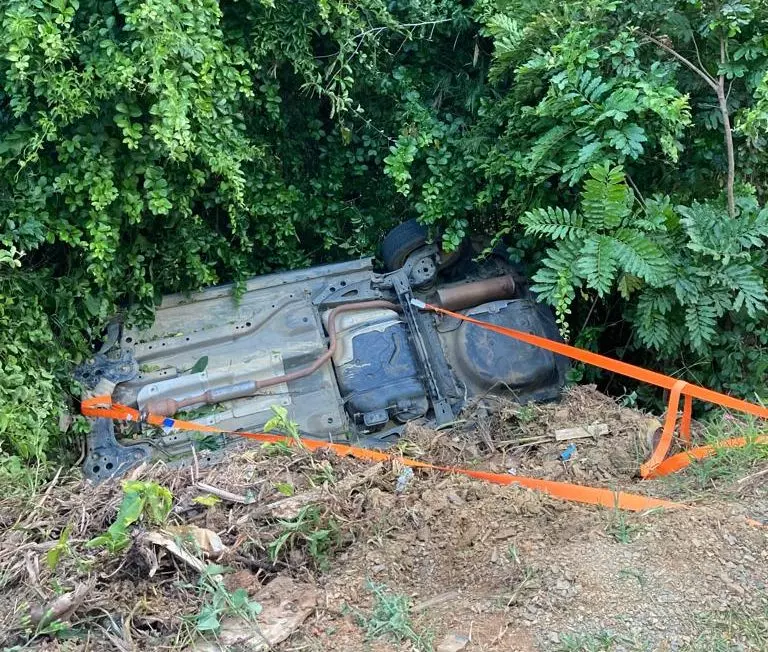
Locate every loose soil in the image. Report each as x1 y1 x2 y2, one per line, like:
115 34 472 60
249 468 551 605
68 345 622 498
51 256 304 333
1 386 766 651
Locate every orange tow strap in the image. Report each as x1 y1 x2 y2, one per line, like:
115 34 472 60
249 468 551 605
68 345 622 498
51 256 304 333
418 302 767 478
645 435 768 478
81 396 683 513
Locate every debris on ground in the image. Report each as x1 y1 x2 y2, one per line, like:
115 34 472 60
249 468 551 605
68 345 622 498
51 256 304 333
1 386 766 651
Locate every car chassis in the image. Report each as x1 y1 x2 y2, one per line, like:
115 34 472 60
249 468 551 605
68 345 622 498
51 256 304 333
76 228 566 482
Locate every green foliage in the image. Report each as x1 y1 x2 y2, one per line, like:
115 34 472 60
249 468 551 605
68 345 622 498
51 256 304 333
521 163 670 339
188 564 262 634
46 525 72 571
192 493 222 507
86 480 173 552
2 0 768 472
357 581 433 651
685 415 768 489
262 404 305 454
0 0 472 468
0 272 74 469
268 504 341 570
522 164 768 390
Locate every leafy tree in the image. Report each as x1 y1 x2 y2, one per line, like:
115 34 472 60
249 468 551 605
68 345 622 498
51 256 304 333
0 0 472 466
1 0 767 470
521 163 768 362
478 0 768 400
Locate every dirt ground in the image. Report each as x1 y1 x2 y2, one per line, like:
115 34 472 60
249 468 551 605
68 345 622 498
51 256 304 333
2 386 767 651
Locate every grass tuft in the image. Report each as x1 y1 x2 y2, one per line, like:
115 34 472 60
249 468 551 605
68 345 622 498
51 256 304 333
356 581 433 651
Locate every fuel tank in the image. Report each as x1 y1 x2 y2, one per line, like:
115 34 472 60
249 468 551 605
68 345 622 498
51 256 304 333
437 298 566 403
326 308 429 428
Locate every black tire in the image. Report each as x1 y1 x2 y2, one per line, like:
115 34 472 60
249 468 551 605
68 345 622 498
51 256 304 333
381 219 429 271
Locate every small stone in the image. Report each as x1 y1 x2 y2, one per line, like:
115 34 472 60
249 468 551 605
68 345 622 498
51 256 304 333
436 633 470 652
417 526 430 542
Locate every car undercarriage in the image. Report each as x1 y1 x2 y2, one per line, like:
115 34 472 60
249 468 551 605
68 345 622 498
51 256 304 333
76 222 567 481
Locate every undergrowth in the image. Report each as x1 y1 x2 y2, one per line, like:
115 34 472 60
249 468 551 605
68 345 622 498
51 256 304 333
268 504 341 571
86 480 173 553
685 597 768 651
183 564 262 635
354 581 434 651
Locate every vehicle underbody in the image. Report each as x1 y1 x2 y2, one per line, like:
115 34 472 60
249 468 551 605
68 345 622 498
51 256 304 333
76 224 567 481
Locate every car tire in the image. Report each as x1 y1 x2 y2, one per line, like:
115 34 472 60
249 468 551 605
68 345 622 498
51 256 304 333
381 219 430 271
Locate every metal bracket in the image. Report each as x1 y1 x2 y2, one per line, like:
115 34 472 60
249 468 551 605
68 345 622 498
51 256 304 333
83 418 152 482
391 271 457 426
74 352 138 389
312 278 383 307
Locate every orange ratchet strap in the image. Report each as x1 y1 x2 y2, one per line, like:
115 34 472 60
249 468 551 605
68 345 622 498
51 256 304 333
416 301 767 478
81 396 683 513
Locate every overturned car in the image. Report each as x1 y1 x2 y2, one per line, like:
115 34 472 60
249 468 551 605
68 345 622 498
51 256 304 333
76 221 567 481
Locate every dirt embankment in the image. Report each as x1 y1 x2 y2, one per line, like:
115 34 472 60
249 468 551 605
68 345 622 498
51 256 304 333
2 386 766 651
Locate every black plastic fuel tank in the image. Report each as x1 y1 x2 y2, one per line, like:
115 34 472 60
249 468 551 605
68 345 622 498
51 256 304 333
328 308 428 428
437 298 566 403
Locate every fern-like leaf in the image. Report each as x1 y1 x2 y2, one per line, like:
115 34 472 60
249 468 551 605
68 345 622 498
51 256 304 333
685 301 718 352
577 236 618 296
519 207 588 241
679 201 768 263
581 163 633 229
719 263 768 317
521 125 573 176
611 229 669 284
634 291 673 350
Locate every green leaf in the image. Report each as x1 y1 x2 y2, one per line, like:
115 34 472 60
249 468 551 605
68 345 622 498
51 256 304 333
193 494 222 507
617 273 643 299
605 124 647 158
190 356 209 374
685 302 718 351
46 525 72 571
611 230 669 284
519 207 587 240
581 163 633 229
275 482 295 496
577 236 618 296
196 608 221 632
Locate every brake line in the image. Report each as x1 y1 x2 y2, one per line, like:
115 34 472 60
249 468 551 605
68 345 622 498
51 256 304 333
143 300 401 416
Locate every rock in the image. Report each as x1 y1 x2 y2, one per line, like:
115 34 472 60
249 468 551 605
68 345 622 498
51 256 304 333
436 633 470 652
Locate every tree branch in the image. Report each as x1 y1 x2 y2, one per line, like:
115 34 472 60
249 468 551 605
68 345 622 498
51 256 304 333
717 37 736 218
644 34 719 91
691 34 708 77
644 33 736 217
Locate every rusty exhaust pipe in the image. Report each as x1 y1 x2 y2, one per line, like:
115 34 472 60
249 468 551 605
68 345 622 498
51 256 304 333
435 275 516 312
143 300 402 417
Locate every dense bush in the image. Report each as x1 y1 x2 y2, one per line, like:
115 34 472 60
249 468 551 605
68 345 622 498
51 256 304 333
1 0 766 469
389 0 768 400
